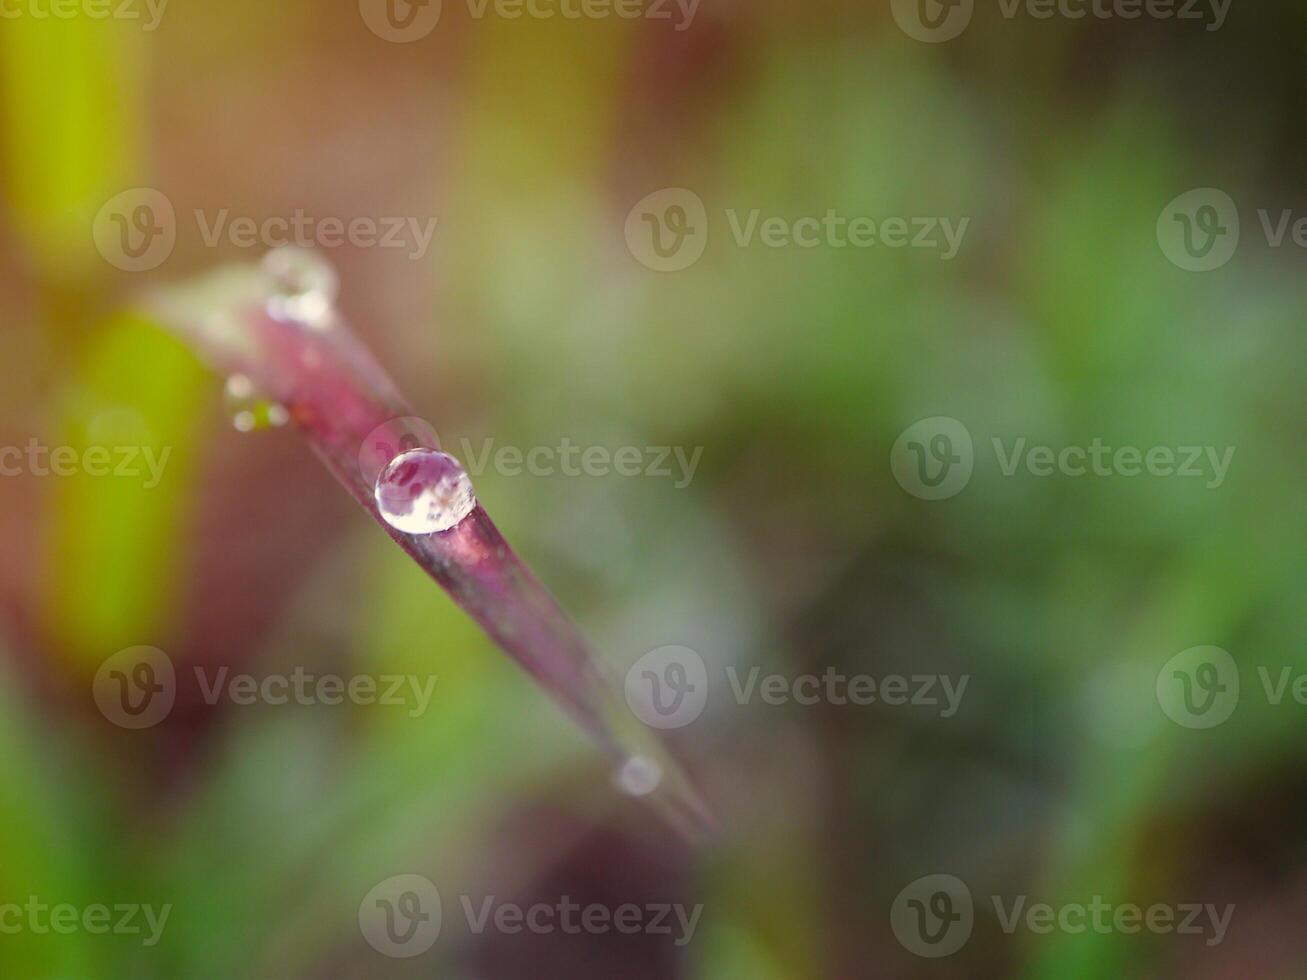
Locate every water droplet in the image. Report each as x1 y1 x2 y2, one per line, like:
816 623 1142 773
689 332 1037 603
357 417 441 488
262 246 337 328
224 374 289 433
614 756 662 797
374 449 477 534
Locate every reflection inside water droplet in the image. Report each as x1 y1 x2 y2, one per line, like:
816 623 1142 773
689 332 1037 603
374 449 477 534
224 374 289 433
261 246 338 328
614 756 663 797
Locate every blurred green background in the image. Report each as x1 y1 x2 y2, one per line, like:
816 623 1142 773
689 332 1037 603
4 1 1307 977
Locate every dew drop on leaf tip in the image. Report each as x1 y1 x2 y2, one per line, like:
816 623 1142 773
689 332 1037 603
261 245 338 329
224 374 289 433
614 755 663 798
375 449 478 534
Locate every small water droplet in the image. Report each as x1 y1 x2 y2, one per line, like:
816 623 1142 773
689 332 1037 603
374 449 477 534
614 756 662 798
224 374 289 433
262 246 337 328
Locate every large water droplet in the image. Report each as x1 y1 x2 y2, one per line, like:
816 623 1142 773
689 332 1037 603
224 374 289 433
374 449 477 534
262 246 337 328
614 755 663 797
357 416 441 488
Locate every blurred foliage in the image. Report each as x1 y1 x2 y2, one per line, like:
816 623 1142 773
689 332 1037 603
3 3 1307 979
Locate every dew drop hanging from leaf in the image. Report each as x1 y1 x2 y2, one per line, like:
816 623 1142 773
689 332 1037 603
146 246 715 842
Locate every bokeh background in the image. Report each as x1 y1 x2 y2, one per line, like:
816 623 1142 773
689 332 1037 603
4 1 1307 977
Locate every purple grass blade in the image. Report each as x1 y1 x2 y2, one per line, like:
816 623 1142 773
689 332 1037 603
145 247 713 842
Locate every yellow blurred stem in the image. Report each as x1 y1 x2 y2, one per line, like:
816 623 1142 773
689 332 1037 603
43 315 210 668
0 15 145 280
